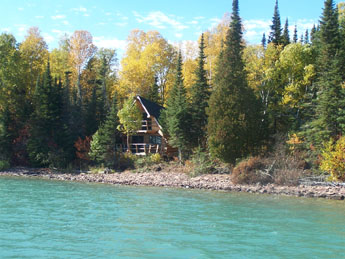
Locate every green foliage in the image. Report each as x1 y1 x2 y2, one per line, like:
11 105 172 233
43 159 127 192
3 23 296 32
27 61 71 167
134 153 162 168
89 96 120 168
282 18 290 46
207 0 263 164
268 0 282 45
0 160 10 171
0 106 12 160
189 33 210 148
117 96 142 152
320 136 345 182
293 25 298 43
148 76 160 104
305 0 345 146
163 51 191 161
189 147 215 177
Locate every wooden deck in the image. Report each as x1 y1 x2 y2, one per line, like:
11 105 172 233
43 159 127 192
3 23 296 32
116 143 162 155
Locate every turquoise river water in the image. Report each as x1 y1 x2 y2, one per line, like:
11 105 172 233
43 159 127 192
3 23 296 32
0 177 345 258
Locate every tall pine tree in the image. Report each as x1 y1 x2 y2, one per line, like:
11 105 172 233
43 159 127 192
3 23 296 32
190 33 210 148
89 94 120 168
268 0 282 45
27 61 70 167
148 76 160 104
307 0 345 145
207 0 262 164
282 18 290 46
293 25 298 43
261 33 267 48
163 51 191 161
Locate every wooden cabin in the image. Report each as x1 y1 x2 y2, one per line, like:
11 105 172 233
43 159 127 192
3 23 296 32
116 96 177 157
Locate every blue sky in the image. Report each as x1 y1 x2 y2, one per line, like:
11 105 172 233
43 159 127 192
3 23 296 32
1 0 342 57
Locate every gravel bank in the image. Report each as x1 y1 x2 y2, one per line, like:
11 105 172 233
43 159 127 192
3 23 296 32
1 167 345 200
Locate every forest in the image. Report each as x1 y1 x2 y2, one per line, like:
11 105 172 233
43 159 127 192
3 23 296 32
0 0 345 183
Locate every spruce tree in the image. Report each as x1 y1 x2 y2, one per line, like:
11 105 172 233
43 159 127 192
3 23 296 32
293 25 298 43
89 94 120 168
304 29 309 44
84 86 99 136
310 24 317 43
307 0 345 145
27 61 54 166
27 61 71 167
163 51 191 161
0 105 12 161
282 18 290 46
148 76 160 104
261 33 267 48
207 0 262 164
190 33 210 148
268 0 282 44
299 33 304 43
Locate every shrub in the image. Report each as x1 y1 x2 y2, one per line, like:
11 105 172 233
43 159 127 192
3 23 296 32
231 146 307 186
118 153 136 170
150 153 161 164
134 153 162 168
0 160 10 171
320 136 345 182
189 148 216 177
231 156 271 185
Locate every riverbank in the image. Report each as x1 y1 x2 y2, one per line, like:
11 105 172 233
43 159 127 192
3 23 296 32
1 167 345 200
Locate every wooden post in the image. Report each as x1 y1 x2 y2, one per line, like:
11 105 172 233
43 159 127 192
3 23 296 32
156 144 159 153
149 145 152 154
136 145 138 154
144 144 147 154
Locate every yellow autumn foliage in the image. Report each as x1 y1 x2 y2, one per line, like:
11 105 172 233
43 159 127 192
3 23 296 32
320 136 345 182
286 133 303 152
119 30 176 104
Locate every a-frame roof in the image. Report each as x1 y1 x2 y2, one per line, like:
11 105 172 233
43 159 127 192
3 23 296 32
136 96 164 120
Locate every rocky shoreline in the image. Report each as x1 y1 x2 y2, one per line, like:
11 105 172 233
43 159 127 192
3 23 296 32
1 167 345 200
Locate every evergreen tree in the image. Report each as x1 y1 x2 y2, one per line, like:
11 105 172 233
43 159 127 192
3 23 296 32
299 34 304 43
27 61 70 167
310 24 317 43
304 29 309 44
261 33 267 48
0 105 12 161
163 51 191 161
61 71 76 163
307 0 345 145
190 33 210 148
148 76 160 104
207 0 262 164
99 54 109 111
89 94 120 168
293 25 298 43
268 0 282 44
282 18 290 46
84 86 99 136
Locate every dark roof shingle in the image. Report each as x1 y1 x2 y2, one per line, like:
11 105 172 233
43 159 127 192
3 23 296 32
137 96 164 120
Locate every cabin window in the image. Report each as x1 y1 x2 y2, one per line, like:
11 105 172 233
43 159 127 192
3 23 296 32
149 136 162 145
141 114 152 131
132 136 144 143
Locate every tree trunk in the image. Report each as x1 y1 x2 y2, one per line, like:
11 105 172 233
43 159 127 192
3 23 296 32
77 73 82 105
127 135 131 153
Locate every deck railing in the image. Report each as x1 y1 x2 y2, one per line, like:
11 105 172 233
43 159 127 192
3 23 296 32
116 143 161 155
